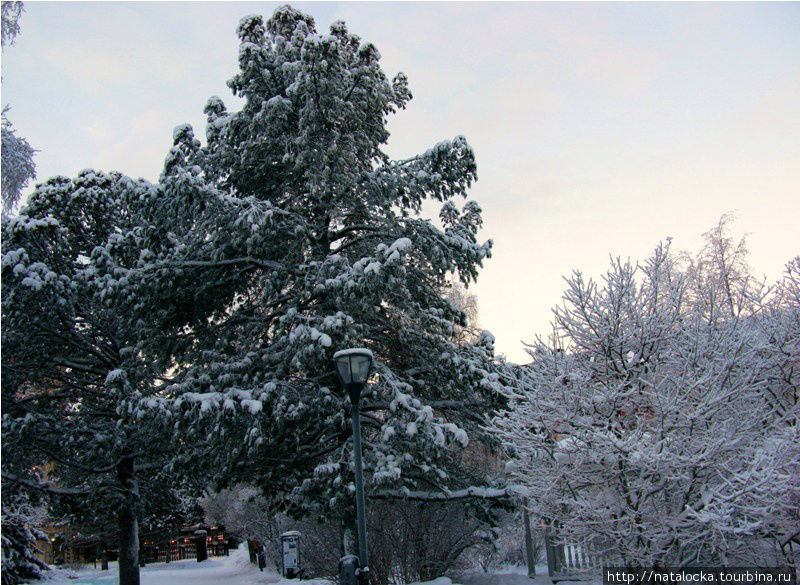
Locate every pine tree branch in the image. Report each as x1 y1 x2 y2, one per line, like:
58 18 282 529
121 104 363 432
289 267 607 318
2 472 101 497
329 224 382 241
369 486 515 502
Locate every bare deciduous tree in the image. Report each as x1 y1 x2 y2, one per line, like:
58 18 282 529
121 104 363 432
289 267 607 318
493 221 799 567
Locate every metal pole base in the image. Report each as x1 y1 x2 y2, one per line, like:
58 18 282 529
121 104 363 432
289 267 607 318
358 565 370 585
339 555 359 585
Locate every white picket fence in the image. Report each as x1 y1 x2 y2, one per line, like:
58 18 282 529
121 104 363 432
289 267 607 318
544 525 602 582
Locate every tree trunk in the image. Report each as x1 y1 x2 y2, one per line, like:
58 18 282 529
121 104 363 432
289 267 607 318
523 504 536 577
117 457 140 585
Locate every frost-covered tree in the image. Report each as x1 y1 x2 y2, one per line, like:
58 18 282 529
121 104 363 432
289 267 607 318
199 484 273 544
493 229 800 567
1 170 175 585
1 108 36 217
683 213 754 322
446 281 481 344
1 1 23 48
102 5 504 526
2 2 37 217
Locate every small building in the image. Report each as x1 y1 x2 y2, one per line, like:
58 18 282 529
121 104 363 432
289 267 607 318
141 525 231 563
36 523 231 566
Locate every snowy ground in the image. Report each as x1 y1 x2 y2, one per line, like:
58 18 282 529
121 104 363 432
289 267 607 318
38 545 589 585
39 543 327 585
453 565 598 585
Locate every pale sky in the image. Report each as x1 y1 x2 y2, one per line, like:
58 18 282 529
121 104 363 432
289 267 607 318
2 2 799 362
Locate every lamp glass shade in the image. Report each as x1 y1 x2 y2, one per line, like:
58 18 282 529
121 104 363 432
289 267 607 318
350 354 372 385
335 358 352 386
333 349 373 387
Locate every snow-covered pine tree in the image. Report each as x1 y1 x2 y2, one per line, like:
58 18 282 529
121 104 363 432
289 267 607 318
0 495 48 585
493 230 800 567
1 170 177 585
105 5 505 522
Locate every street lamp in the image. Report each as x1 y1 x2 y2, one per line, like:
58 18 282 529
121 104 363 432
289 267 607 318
333 348 373 585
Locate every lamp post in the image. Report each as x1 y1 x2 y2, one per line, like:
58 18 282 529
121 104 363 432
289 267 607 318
333 348 373 585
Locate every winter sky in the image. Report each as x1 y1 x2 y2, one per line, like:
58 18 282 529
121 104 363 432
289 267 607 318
2 2 798 363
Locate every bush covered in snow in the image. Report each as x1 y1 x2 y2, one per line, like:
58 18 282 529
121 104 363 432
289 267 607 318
200 484 513 583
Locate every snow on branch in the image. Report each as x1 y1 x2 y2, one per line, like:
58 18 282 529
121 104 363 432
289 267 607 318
369 485 524 502
2 472 101 497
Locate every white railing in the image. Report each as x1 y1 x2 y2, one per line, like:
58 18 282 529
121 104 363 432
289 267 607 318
545 525 602 582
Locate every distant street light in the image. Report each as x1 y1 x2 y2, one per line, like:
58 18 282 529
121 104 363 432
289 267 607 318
333 348 373 585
